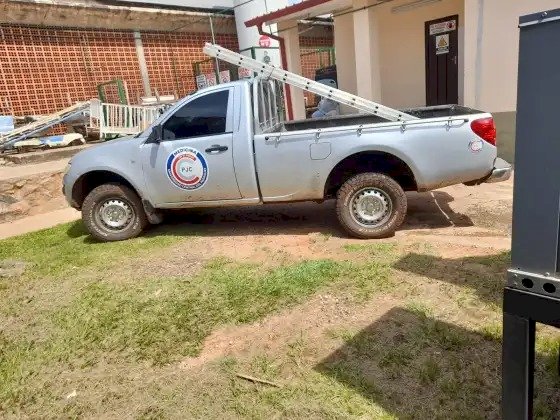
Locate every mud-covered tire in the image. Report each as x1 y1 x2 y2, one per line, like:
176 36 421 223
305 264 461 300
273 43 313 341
336 172 407 239
82 183 148 242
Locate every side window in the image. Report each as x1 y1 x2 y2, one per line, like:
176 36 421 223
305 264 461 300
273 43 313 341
162 90 229 140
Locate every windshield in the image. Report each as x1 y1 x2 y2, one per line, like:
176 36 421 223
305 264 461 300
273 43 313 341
134 98 190 138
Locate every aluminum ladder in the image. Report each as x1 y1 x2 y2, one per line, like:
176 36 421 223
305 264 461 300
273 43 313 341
0 102 90 150
203 43 418 122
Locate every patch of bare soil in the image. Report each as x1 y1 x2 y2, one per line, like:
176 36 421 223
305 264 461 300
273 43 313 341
126 180 513 278
0 259 28 278
180 293 400 370
0 171 67 223
178 237 503 372
120 233 336 280
174 180 514 369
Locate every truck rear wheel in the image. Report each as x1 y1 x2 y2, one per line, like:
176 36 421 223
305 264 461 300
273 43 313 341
82 183 148 242
336 172 407 239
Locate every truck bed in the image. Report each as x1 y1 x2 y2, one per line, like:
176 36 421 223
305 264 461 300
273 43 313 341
282 105 483 132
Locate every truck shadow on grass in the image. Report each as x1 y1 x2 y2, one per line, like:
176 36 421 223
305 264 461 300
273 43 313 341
316 307 560 420
393 251 511 305
66 220 88 238
152 191 472 238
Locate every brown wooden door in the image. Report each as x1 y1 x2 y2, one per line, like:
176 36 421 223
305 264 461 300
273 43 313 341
425 15 459 106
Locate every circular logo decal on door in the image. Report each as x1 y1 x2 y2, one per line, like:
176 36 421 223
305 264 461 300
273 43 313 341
166 147 208 190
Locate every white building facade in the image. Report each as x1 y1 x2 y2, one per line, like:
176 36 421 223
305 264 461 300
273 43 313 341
247 0 560 162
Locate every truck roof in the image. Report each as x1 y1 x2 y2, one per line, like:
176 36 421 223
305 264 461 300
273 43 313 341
197 79 251 94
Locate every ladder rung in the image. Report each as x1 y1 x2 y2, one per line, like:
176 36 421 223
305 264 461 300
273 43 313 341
204 43 418 122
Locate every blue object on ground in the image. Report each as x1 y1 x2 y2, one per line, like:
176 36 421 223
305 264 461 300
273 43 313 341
0 116 14 134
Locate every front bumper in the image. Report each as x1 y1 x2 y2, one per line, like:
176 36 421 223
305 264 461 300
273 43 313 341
484 157 512 183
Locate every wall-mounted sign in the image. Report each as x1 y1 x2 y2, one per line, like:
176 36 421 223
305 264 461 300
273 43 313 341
254 49 280 67
238 67 252 79
259 35 271 48
436 34 449 55
196 73 218 90
429 19 456 35
219 70 231 83
195 74 207 90
205 73 217 87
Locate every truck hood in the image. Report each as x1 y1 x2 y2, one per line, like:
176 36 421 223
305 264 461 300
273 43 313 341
90 135 141 150
70 135 145 167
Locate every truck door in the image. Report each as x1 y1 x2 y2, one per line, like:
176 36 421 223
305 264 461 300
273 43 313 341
140 88 242 205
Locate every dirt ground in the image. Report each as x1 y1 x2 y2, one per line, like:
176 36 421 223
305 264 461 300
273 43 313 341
0 159 70 225
7 175 558 419
164 176 513 261
165 179 514 367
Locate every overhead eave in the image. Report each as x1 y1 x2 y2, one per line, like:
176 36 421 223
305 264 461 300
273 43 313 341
245 0 337 27
0 0 236 33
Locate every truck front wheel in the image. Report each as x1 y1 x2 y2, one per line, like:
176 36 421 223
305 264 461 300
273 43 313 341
82 183 148 242
336 172 407 239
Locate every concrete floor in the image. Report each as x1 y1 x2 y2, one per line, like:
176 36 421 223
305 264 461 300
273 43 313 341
0 158 69 181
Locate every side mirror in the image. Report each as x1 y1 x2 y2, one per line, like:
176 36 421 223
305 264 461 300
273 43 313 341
147 124 163 143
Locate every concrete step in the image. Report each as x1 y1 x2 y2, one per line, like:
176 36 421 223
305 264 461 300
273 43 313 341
0 158 69 182
0 207 80 240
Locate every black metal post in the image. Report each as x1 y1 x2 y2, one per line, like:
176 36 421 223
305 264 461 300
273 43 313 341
503 9 560 419
502 311 535 420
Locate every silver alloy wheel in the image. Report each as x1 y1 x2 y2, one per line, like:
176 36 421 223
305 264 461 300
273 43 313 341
349 187 392 227
97 199 134 231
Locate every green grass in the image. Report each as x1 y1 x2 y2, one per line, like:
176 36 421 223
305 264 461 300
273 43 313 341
418 357 441 384
0 228 397 415
50 258 346 365
479 322 503 341
219 368 398 419
0 221 184 278
1 224 557 419
343 242 396 254
405 301 433 318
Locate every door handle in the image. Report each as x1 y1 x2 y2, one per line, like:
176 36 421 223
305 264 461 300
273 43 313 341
205 144 228 153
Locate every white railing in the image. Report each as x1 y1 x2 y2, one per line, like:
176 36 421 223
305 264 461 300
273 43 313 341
90 100 165 139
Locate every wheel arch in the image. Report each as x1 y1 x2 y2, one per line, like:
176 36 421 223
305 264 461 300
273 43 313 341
324 150 419 199
71 170 142 209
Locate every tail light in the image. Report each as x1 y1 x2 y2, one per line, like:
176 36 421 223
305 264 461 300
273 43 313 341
470 117 497 146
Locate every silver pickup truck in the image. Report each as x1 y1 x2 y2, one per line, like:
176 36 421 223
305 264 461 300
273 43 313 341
63 77 511 241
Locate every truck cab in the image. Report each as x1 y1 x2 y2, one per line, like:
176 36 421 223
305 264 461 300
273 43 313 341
64 81 261 241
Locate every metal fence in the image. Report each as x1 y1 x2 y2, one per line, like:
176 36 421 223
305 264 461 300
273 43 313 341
90 100 164 139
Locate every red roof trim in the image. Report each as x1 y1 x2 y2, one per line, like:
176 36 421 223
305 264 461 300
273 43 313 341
245 0 331 27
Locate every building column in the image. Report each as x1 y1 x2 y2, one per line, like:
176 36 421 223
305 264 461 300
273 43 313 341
278 20 306 120
133 31 151 97
463 0 482 109
334 12 357 97
352 0 382 102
